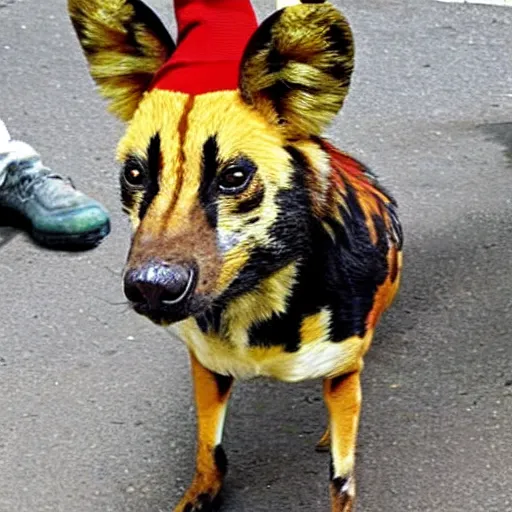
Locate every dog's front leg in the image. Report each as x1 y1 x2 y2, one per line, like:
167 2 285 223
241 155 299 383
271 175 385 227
174 351 234 512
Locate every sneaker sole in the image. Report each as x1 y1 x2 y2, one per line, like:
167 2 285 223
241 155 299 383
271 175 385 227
31 221 111 250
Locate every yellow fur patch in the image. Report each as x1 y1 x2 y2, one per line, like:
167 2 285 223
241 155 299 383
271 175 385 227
300 309 332 345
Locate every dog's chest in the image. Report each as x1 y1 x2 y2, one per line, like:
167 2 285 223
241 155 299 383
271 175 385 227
172 316 370 382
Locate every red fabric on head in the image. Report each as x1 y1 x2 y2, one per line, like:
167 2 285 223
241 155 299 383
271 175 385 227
150 0 258 94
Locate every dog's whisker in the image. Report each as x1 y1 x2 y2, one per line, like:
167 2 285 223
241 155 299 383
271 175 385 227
103 266 123 277
94 296 130 307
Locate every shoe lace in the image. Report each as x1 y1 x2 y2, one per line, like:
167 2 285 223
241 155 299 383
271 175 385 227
16 167 75 202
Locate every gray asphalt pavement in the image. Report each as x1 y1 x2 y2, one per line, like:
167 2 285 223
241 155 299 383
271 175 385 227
1 0 511 511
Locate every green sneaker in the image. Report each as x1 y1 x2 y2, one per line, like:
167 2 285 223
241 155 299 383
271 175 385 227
0 120 110 250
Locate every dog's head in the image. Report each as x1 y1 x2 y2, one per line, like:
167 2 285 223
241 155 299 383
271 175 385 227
69 0 354 325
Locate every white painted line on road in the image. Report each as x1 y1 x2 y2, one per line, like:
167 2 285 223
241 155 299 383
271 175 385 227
435 0 512 5
276 0 301 8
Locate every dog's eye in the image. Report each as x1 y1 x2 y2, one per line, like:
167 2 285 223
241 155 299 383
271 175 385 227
123 166 144 188
218 164 254 194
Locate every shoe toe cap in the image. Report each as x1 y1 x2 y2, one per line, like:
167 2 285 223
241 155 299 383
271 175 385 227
33 203 111 235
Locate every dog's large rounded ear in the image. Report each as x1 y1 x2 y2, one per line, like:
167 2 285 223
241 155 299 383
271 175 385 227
68 0 175 122
239 1 354 139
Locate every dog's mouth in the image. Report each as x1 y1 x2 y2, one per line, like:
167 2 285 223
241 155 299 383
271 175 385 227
131 301 188 326
130 294 214 327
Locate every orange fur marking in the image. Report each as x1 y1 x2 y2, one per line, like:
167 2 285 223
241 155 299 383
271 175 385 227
366 250 403 330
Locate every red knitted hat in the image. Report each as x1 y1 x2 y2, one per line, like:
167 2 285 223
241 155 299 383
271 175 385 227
150 0 259 95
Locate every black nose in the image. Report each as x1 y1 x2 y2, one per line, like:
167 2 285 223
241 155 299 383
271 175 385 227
124 261 195 308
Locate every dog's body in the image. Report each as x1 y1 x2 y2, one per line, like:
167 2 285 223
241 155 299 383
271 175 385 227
68 1 403 510
175 139 402 384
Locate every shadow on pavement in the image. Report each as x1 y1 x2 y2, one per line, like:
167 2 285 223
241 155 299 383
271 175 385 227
0 226 19 250
480 122 512 165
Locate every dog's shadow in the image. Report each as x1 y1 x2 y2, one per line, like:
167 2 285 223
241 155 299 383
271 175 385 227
0 226 18 249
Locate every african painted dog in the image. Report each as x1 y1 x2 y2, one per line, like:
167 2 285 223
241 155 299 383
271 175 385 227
68 0 403 510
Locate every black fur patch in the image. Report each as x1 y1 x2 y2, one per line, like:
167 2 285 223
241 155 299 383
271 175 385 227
196 315 208 334
213 373 233 400
326 20 354 80
248 306 302 352
326 23 353 81
195 306 223 335
214 445 228 476
332 476 349 493
267 47 286 74
325 183 389 340
139 133 161 219
200 136 220 227
235 186 265 214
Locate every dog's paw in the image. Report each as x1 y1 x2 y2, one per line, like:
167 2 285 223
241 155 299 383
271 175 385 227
330 475 355 512
174 491 222 512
